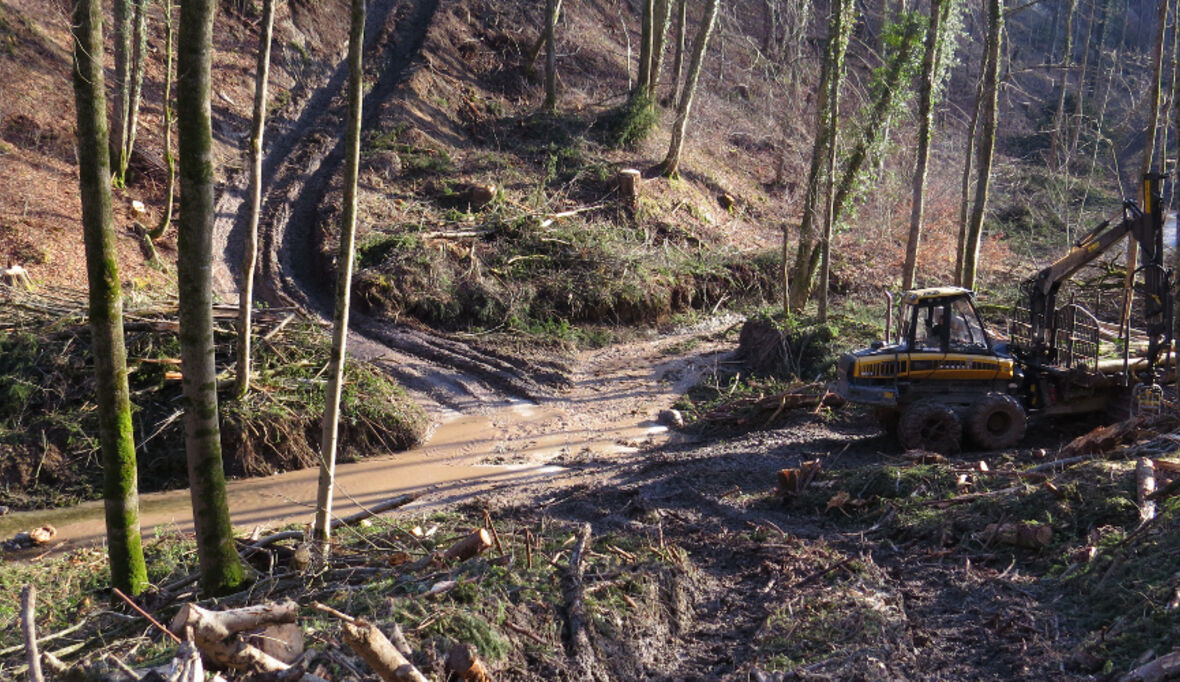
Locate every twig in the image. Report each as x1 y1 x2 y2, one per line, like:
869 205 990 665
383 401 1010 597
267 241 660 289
112 588 182 644
312 601 357 623
790 557 855 589
503 620 548 645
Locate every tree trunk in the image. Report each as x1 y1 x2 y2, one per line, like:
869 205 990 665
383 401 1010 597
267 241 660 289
794 6 915 312
902 0 946 291
71 0 149 597
652 0 720 178
955 69 983 286
637 0 654 94
786 0 851 313
524 0 561 76
961 0 1003 291
543 0 558 111
648 0 671 97
313 0 366 548
1120 0 1167 335
149 0 175 240
112 0 131 183
816 30 842 322
119 0 148 183
236 0 275 398
1050 0 1076 169
668 0 687 106
177 0 248 597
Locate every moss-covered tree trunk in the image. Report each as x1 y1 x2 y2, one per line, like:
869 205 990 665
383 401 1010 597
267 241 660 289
237 0 275 398
652 0 720 179
314 0 366 549
177 0 247 597
902 0 947 291
71 0 149 597
543 0 558 112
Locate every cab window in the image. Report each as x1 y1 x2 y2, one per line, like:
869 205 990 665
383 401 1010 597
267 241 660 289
915 303 946 351
948 297 988 352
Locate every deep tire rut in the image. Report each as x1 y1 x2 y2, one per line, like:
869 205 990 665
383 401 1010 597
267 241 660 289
212 0 561 413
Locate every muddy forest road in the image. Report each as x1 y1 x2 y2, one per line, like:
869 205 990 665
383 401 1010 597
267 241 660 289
0 0 747 552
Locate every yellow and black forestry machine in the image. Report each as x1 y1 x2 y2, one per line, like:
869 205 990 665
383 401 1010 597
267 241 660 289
836 174 1174 453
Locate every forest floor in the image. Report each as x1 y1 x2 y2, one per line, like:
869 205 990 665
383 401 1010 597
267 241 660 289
1 0 1177 679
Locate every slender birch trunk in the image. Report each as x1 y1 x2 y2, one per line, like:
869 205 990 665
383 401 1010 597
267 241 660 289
314 0 366 549
237 0 275 398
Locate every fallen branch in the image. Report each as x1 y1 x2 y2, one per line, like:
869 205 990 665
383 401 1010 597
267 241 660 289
170 600 299 672
1137 458 1157 523
1120 648 1180 682
21 586 44 682
561 523 603 682
340 619 429 682
250 494 417 550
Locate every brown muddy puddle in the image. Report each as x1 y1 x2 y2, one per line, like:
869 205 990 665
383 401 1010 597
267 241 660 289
0 401 669 555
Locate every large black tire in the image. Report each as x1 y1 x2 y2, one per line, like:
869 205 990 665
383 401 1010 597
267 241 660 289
873 407 900 436
967 393 1027 450
898 400 962 454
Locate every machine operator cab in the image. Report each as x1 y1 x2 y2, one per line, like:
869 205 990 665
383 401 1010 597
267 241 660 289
901 287 993 355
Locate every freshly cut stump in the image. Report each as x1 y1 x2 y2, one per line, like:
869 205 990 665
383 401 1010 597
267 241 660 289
898 400 961 454
967 393 1026 450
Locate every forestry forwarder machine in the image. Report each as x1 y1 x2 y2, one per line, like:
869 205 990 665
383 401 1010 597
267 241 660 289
836 174 1175 453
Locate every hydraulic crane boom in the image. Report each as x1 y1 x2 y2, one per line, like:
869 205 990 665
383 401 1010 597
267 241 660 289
1021 173 1172 372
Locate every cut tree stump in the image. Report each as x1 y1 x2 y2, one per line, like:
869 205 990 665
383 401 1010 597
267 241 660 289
985 522 1051 549
447 642 494 682
443 528 493 563
617 169 641 217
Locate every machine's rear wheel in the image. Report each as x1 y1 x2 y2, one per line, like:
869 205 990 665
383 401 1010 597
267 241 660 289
873 407 900 436
898 400 962 454
967 393 1027 450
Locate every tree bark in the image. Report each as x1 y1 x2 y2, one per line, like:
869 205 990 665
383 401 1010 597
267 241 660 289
524 0 561 75
793 7 916 311
71 0 149 596
149 0 175 240
961 0 1003 291
668 0 687 106
955 67 983 286
313 0 366 548
119 0 148 182
112 0 132 182
1050 0 1076 169
653 0 720 178
786 0 855 313
237 0 275 398
20 586 43 682
177 0 248 596
648 0 671 97
902 0 947 291
637 0 654 95
543 0 558 111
